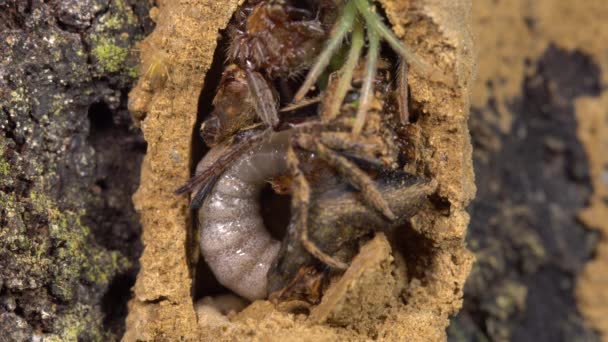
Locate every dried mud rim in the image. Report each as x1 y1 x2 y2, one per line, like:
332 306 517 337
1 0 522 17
124 0 476 340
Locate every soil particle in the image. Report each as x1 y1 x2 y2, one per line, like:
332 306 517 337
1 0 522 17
309 234 396 332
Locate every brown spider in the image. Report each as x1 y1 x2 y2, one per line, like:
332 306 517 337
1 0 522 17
267 57 437 300
281 58 403 270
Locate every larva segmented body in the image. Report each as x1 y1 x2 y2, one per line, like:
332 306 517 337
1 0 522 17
196 131 290 301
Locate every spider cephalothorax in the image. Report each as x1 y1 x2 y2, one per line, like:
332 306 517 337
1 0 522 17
220 0 335 129
228 0 330 79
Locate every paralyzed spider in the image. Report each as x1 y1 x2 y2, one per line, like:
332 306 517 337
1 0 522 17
267 57 439 301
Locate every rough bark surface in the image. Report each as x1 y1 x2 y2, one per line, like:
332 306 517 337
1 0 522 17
0 0 151 340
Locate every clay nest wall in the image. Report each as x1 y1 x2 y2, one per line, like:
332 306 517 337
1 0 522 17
125 0 475 340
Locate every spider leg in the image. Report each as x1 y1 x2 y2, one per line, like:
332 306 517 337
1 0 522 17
189 174 220 209
287 138 349 270
293 0 357 102
295 0 448 125
352 24 379 135
353 0 450 85
295 134 396 220
245 68 280 128
321 18 364 122
320 131 382 157
397 58 410 124
175 129 270 207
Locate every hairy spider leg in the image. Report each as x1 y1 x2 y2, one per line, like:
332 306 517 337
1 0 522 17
286 143 349 269
245 67 280 128
175 129 272 207
352 24 379 135
352 0 435 77
293 0 357 102
321 18 364 122
397 58 410 124
294 133 396 219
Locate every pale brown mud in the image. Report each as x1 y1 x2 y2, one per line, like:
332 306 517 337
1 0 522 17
124 0 475 340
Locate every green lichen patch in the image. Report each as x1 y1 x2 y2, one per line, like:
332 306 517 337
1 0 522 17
1 185 129 334
88 0 143 81
0 142 9 177
46 205 127 301
92 36 130 74
45 303 112 342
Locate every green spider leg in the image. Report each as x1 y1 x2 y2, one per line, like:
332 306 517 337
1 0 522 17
352 23 379 135
353 0 435 76
321 18 364 122
293 0 357 103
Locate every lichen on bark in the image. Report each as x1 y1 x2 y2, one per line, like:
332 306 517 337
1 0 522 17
0 0 152 339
